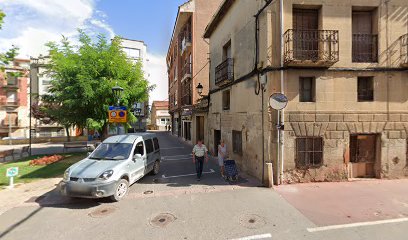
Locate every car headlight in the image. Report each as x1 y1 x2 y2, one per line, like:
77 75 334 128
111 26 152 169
63 168 70 181
99 170 114 180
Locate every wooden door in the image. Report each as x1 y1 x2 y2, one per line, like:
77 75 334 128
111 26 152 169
293 9 319 60
350 134 376 177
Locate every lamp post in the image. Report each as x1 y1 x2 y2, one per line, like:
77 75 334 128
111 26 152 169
196 83 203 97
111 84 124 135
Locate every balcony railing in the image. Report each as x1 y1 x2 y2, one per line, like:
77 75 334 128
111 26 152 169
181 33 192 54
215 58 234 86
352 34 378 63
182 62 192 81
401 34 408 67
1 119 20 128
284 29 339 67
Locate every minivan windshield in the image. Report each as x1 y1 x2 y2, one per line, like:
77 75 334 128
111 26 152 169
89 143 133 160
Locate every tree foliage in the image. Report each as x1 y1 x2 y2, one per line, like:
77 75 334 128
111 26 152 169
0 10 18 72
43 31 149 137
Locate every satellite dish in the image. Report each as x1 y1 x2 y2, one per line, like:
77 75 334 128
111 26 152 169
269 93 288 110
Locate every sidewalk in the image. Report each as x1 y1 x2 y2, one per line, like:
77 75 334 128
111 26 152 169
0 178 61 215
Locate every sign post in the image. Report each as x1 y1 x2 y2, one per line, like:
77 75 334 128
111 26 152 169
6 167 18 188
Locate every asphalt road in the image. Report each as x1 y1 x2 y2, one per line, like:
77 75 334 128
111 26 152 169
0 132 407 240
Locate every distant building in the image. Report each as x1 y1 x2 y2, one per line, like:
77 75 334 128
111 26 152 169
120 38 149 132
0 59 30 139
151 101 170 131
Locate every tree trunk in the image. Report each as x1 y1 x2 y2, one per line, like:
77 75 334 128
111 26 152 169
101 122 108 140
65 126 71 142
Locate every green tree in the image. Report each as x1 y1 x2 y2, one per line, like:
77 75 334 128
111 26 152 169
43 31 149 139
0 10 19 72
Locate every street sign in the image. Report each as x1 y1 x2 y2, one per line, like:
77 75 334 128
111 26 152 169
6 167 18 177
108 106 127 123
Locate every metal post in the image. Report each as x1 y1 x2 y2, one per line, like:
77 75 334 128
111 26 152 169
9 176 14 188
8 110 12 145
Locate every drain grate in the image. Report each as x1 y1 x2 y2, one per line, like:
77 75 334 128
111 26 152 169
144 190 154 195
88 206 117 218
150 213 176 228
239 214 266 229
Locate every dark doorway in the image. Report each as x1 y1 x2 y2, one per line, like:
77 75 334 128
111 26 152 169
214 130 221 157
196 116 204 142
350 134 378 178
293 8 319 60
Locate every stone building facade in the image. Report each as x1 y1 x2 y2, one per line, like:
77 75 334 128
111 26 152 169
204 0 408 183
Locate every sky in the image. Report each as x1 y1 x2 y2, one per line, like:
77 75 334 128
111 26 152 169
0 0 187 103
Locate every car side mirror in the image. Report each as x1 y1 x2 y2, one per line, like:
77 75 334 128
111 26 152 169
133 154 142 161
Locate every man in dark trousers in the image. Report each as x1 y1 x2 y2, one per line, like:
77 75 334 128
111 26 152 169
192 139 208 181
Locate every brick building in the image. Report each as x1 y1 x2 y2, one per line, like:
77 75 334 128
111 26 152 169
151 101 170 131
167 0 222 145
0 59 30 139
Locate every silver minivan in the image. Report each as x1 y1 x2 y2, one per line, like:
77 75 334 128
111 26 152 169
59 133 161 201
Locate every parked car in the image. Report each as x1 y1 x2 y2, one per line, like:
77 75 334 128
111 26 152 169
59 133 161 201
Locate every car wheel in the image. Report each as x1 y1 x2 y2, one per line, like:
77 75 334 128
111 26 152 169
152 160 160 175
110 179 129 202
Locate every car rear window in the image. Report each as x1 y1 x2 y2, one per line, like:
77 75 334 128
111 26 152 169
145 139 154 154
153 137 159 150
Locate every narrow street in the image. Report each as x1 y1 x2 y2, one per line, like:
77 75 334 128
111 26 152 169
0 132 407 240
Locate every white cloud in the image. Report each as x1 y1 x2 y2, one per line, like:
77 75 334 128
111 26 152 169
0 0 114 58
146 53 169 104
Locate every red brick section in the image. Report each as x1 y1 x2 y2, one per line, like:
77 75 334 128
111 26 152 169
18 76 28 107
152 101 169 109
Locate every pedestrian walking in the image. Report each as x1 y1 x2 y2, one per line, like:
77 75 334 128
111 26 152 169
218 139 227 177
192 139 208 181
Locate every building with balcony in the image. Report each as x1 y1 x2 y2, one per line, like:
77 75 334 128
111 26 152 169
151 101 170 131
167 0 222 144
204 0 408 184
0 59 30 139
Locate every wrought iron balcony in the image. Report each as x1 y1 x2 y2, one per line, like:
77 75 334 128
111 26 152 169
284 29 339 67
352 34 378 63
401 34 408 67
182 62 192 82
181 33 192 55
215 58 234 86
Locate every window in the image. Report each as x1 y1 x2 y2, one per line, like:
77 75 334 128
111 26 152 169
123 47 141 59
6 72 17 85
232 130 242 155
358 77 374 102
296 137 323 168
222 90 230 110
6 92 17 103
299 77 315 102
145 139 154 154
4 112 18 126
135 141 144 156
293 9 319 60
352 10 378 62
153 137 160 150
160 118 166 124
223 40 231 60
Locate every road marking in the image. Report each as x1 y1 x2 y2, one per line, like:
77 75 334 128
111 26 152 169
161 169 215 179
160 147 186 150
230 233 272 240
307 217 408 233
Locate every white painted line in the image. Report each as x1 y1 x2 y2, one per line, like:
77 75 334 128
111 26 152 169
162 169 215 179
230 233 272 240
162 158 192 161
162 154 192 158
307 218 408 233
160 147 185 150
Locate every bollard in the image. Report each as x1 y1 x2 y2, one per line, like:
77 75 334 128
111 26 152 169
9 176 14 188
265 163 274 188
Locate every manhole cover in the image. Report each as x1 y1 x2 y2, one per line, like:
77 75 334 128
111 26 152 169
239 214 266 229
144 190 154 195
150 213 176 227
88 206 117 218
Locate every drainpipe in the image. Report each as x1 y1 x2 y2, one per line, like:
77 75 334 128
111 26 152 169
279 0 285 185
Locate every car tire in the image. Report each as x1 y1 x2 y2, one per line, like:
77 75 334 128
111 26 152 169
152 160 160 175
110 179 129 202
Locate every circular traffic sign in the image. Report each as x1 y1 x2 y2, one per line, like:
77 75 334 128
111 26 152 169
119 111 125 117
269 93 288 110
110 111 117 117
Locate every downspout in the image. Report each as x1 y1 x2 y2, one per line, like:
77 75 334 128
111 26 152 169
255 0 274 185
279 0 285 185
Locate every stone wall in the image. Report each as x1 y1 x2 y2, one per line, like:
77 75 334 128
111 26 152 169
283 112 408 183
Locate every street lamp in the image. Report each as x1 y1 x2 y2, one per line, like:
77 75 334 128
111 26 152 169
133 103 142 132
111 84 124 135
111 84 124 106
196 83 203 96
